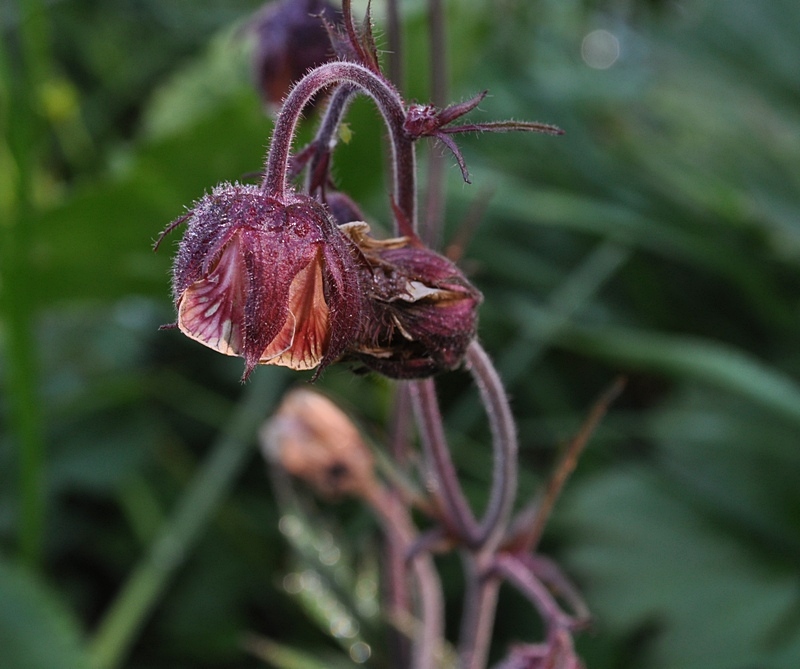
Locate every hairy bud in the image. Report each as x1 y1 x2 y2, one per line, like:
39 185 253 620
261 388 378 499
249 0 341 109
162 183 363 379
341 223 482 378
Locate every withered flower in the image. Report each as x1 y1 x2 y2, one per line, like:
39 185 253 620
261 388 378 499
341 223 482 379
249 0 341 109
162 183 363 379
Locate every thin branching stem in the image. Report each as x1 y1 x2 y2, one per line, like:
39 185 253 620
303 83 356 195
457 552 501 669
384 382 416 669
493 554 577 631
262 61 417 234
385 0 403 88
411 379 480 544
468 341 519 550
368 486 445 669
512 376 626 553
421 0 449 246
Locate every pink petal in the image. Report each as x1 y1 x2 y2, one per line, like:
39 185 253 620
177 234 247 357
259 251 330 370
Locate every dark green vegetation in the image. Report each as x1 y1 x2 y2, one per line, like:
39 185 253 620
2 0 799 667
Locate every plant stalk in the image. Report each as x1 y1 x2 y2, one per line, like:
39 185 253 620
262 61 417 235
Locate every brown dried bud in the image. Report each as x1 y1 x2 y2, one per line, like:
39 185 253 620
162 183 364 380
341 223 483 378
261 388 377 499
249 0 341 109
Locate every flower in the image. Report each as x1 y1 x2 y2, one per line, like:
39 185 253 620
248 0 341 109
261 388 378 499
162 183 363 379
341 223 482 378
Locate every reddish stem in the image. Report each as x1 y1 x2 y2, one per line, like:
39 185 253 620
262 61 417 235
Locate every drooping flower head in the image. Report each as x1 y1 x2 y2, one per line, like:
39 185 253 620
248 0 342 109
341 223 483 379
163 183 363 379
261 388 379 499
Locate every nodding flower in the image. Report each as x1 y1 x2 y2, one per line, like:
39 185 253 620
160 183 363 380
248 0 341 110
261 387 378 500
341 223 482 379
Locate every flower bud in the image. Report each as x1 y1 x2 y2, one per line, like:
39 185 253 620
164 183 363 379
261 388 378 499
325 191 368 227
249 0 341 109
341 223 482 379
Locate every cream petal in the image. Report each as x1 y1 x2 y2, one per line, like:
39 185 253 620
259 253 330 370
177 236 246 357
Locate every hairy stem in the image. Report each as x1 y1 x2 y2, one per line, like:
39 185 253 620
262 61 417 234
493 554 576 631
385 0 403 88
468 341 519 550
304 83 356 196
368 486 445 669
421 0 448 246
457 552 501 669
411 379 480 544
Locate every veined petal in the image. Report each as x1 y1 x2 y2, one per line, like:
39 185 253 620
260 251 330 370
177 234 246 356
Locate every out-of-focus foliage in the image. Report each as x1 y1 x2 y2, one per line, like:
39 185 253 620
1 0 799 668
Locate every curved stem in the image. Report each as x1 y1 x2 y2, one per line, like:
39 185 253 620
367 486 445 669
468 341 518 550
411 379 480 545
493 554 578 631
422 0 448 247
457 551 501 669
304 83 356 196
262 61 417 234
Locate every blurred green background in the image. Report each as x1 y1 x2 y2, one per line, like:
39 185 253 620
2 0 800 667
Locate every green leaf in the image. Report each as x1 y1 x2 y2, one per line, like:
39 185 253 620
0 557 91 669
244 635 354 669
560 467 800 669
513 301 800 426
30 93 269 308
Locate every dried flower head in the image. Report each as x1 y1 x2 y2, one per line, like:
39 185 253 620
341 223 482 378
249 0 341 109
261 388 377 499
161 183 363 380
